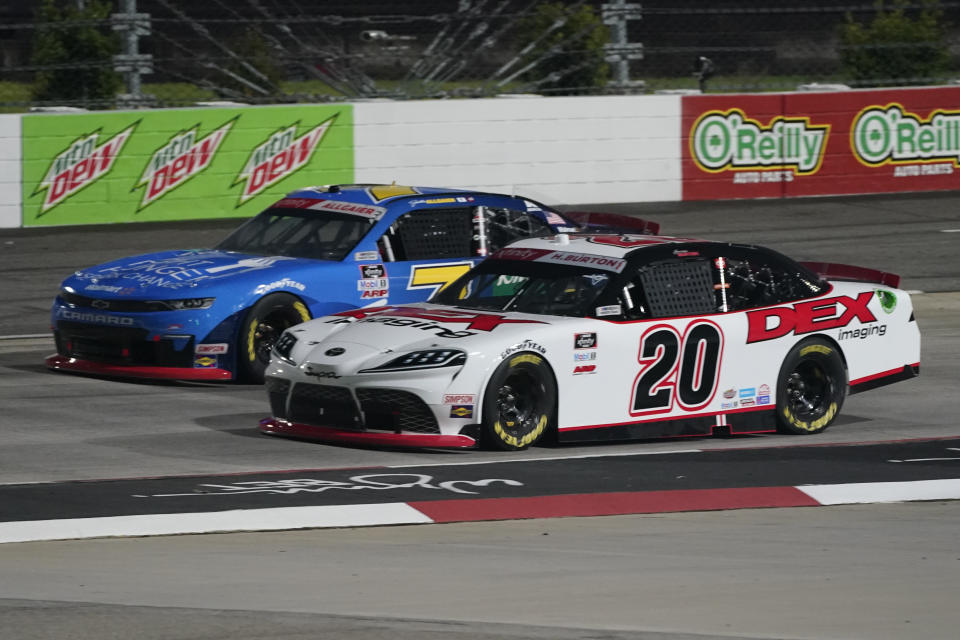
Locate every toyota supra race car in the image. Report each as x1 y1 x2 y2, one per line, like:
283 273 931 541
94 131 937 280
46 184 655 382
260 233 920 450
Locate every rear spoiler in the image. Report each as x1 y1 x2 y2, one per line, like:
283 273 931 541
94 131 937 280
799 261 901 288
562 210 661 235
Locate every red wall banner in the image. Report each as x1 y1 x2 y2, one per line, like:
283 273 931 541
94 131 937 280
682 86 960 200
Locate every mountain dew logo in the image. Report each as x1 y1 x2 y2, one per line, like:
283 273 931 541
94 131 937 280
852 104 960 166
876 289 897 314
135 119 234 210
34 123 137 214
234 116 336 204
691 109 829 174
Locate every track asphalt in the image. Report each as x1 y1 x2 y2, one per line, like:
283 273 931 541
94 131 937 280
3 437 958 543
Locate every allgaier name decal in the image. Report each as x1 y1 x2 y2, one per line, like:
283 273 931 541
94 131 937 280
135 119 235 209
234 116 336 204
34 123 137 214
690 109 830 183
851 103 959 177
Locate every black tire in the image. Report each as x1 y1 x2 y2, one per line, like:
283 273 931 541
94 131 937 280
237 293 311 383
776 337 847 435
481 352 556 450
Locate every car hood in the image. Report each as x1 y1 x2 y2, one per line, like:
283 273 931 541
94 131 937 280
62 249 327 298
287 303 558 366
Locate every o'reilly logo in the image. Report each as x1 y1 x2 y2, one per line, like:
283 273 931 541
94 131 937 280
34 123 137 214
852 104 960 165
691 109 829 174
233 116 336 204
135 119 234 210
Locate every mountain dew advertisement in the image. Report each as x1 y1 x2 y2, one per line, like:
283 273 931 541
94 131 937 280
21 105 353 226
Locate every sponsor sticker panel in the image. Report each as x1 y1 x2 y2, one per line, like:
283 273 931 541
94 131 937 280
22 105 354 226
682 87 960 200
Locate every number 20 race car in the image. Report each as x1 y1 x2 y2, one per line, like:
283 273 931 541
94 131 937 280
46 184 655 382
259 233 920 450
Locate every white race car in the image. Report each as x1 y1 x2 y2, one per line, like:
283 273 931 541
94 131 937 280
259 233 920 450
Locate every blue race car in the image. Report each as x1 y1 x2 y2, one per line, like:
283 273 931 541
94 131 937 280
47 184 658 382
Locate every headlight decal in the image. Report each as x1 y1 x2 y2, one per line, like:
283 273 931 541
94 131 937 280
359 349 467 373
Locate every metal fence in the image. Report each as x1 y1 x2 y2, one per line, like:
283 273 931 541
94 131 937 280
2 1 960 111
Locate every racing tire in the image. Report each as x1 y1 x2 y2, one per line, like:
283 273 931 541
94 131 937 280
775 337 847 435
481 352 556 451
237 293 311 383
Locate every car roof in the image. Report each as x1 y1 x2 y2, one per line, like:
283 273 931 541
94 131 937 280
500 233 710 259
281 184 521 207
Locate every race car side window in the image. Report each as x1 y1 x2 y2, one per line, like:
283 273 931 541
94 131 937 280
638 258 717 318
377 208 474 261
478 206 553 254
716 255 824 311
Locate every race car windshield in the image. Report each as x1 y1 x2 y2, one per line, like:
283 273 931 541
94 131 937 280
433 259 613 317
216 207 374 261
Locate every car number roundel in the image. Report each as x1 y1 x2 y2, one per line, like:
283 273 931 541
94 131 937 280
630 320 724 415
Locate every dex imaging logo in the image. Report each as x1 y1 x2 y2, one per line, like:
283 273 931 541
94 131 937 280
233 117 336 204
690 109 829 175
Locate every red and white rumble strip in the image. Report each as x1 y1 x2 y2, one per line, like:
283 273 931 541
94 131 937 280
1 479 958 544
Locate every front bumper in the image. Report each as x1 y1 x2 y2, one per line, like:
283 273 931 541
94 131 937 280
259 417 477 448
262 375 480 448
46 354 233 381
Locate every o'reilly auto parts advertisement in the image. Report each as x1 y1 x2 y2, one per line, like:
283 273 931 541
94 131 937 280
682 87 960 200
21 104 353 226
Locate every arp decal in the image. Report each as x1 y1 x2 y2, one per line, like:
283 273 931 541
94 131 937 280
690 109 830 175
135 119 234 210
234 116 336 204
746 292 877 343
630 320 724 415
407 262 474 296
34 123 138 214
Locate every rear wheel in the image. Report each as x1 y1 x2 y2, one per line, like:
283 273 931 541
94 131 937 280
482 353 556 450
237 293 310 383
776 337 847 435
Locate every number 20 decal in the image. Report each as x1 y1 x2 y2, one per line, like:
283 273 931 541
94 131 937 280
630 320 724 415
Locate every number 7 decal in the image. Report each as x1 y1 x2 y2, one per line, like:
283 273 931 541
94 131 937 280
630 320 724 416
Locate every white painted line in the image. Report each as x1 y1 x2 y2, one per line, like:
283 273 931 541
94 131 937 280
797 478 960 505
387 448 704 469
0 333 49 341
941 229 960 233
0 503 434 544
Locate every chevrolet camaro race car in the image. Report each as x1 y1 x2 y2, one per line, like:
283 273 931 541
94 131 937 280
46 184 655 382
260 233 920 450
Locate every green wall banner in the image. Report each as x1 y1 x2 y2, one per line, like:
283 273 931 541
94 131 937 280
22 104 353 226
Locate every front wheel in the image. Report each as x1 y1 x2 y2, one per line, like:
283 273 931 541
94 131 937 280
237 293 311 383
481 353 556 450
776 337 847 435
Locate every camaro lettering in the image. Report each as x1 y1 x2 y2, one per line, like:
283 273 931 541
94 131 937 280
56 308 134 325
745 292 877 343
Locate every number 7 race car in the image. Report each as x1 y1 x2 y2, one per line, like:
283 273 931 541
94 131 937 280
45 184 655 383
259 232 920 450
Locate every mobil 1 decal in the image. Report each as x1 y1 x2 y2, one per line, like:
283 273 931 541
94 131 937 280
233 116 337 204
32 122 138 216
135 118 235 210
630 320 723 416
